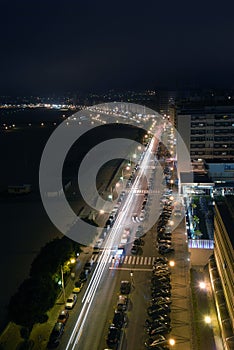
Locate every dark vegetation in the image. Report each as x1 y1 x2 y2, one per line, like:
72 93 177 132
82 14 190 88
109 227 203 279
7 236 81 328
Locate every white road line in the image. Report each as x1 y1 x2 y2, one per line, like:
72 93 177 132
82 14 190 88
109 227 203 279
148 257 152 265
140 257 144 265
144 257 148 265
152 257 155 265
136 256 140 264
128 256 132 264
123 256 128 264
109 267 152 272
132 256 136 264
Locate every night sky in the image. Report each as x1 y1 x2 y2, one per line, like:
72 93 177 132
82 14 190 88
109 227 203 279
1 0 234 95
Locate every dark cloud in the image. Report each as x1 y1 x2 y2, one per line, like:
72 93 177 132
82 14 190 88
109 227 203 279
0 0 234 94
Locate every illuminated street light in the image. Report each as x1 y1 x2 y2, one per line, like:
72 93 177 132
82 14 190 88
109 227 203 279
204 315 211 324
169 338 175 346
169 260 175 267
199 281 206 290
70 257 76 264
170 179 174 190
99 209 105 215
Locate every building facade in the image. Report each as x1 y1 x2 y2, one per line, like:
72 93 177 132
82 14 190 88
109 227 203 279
213 196 234 340
174 103 234 161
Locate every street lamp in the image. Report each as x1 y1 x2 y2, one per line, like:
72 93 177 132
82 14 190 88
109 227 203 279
169 260 175 267
204 315 211 324
168 338 175 346
121 166 131 181
61 265 66 304
199 281 206 290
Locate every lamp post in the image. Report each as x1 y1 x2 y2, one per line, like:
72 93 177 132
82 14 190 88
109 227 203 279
61 265 66 304
130 270 135 288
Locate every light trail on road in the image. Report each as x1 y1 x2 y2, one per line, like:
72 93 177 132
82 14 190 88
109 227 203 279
65 122 160 350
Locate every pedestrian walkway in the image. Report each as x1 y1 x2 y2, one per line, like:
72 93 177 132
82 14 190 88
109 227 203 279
91 253 156 266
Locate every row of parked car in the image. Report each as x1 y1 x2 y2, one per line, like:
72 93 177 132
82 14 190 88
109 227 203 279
106 280 131 349
47 259 94 348
157 193 175 256
144 257 172 349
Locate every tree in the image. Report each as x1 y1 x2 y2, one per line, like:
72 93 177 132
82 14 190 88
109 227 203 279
191 203 197 215
193 215 200 230
194 230 203 239
8 277 57 327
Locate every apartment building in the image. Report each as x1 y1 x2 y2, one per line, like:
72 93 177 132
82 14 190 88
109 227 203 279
174 103 234 161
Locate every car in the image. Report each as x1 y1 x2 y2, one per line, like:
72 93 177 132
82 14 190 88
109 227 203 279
151 275 170 283
106 326 121 348
93 238 104 253
145 319 171 330
57 310 69 325
131 245 139 254
79 270 88 282
173 209 182 217
112 310 126 328
149 313 171 322
148 304 170 314
134 238 143 246
84 260 93 272
120 280 131 294
47 322 65 348
151 283 171 291
117 295 128 311
155 257 168 264
72 281 84 293
151 296 172 305
151 290 171 298
147 324 172 336
157 239 171 245
159 247 174 255
65 294 77 309
144 335 167 348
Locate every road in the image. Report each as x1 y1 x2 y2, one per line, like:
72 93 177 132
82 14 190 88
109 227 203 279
57 122 162 350
58 117 192 350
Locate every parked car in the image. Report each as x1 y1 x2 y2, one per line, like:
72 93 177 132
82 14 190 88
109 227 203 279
72 281 84 293
120 280 131 294
151 296 172 305
134 238 143 246
57 310 69 325
159 247 174 255
79 270 88 283
47 322 65 348
65 294 77 309
131 245 139 254
106 326 121 348
147 324 172 336
112 310 126 329
84 260 94 272
144 335 167 348
117 295 128 311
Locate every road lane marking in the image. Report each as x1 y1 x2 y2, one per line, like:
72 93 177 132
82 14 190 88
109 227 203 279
144 257 148 265
132 256 136 264
148 257 152 265
109 267 152 271
136 256 140 264
140 257 144 265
